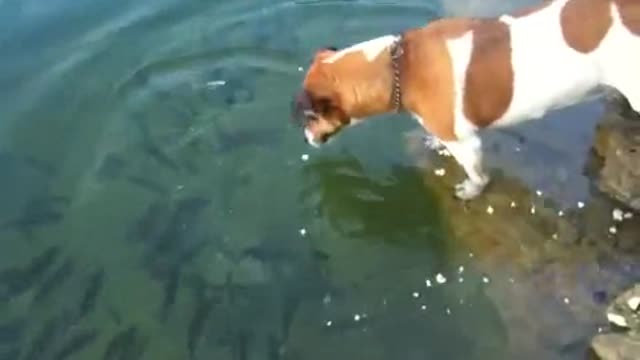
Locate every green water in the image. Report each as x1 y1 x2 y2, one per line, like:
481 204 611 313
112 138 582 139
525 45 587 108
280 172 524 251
0 0 622 359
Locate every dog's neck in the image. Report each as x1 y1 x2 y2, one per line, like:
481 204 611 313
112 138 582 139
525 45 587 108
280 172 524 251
320 35 406 119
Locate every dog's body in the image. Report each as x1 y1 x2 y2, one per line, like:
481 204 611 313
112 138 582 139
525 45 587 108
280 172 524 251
293 0 640 199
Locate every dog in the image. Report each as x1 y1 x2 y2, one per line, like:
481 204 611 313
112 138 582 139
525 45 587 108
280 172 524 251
291 0 640 200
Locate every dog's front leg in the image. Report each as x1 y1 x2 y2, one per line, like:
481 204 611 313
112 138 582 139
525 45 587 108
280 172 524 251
441 134 490 200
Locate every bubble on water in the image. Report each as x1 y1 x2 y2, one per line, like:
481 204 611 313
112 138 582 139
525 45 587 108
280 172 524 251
412 292 420 298
536 190 543 197
176 185 185 191
552 233 558 240
301 154 309 161
459 299 465 305
436 273 447 284
326 320 333 327
469 252 474 258
299 228 307 236
354 314 361 322
577 201 585 209
446 308 451 315
458 266 464 274
609 226 617 235
530 206 536 215
486 206 494 215
425 279 432 288
510 201 517 208
434 168 446 177
297 66 304 72
421 305 427 311
482 276 490 284
563 297 570 305
624 212 634 219
558 210 564 217
458 277 464 283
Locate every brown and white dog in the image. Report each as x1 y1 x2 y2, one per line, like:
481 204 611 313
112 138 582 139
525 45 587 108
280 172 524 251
291 0 640 200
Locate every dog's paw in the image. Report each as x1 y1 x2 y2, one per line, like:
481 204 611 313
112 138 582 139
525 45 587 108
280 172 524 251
423 135 445 151
454 179 487 200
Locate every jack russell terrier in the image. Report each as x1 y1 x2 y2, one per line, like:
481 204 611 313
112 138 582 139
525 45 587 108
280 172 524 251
291 0 640 200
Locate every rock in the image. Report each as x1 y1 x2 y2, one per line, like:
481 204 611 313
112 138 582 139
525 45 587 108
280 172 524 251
592 114 640 211
605 284 640 331
591 334 640 360
592 283 640 359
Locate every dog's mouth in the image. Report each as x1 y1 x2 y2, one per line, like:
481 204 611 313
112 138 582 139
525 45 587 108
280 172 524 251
304 128 321 147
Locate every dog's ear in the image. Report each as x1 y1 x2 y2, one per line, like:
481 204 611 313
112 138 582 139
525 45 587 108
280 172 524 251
314 46 338 60
290 89 314 125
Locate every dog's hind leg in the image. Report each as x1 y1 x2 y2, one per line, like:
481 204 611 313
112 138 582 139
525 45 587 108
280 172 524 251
441 133 490 200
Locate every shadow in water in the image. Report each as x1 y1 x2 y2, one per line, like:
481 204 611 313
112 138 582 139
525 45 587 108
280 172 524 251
299 154 451 253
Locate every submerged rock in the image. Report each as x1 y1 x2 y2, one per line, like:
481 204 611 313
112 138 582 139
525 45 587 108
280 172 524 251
592 112 640 211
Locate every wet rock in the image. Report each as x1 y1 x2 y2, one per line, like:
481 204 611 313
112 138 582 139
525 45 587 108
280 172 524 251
605 284 640 331
591 334 640 360
591 283 640 360
592 113 640 211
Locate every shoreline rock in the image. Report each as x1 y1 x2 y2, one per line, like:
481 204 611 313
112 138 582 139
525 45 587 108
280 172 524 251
591 284 640 360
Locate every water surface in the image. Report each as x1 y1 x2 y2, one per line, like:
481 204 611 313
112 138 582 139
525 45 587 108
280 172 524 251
0 0 634 359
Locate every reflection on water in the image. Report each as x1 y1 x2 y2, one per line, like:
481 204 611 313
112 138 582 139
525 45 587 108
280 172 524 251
1 0 637 359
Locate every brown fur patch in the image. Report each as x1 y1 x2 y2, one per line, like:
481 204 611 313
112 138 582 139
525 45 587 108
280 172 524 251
510 0 553 18
400 19 478 141
463 21 514 128
561 0 612 53
614 0 640 35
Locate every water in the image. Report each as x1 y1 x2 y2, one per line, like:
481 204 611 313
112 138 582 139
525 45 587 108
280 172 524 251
0 0 635 359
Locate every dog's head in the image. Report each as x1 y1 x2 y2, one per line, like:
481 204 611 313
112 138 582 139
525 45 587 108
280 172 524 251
291 47 354 147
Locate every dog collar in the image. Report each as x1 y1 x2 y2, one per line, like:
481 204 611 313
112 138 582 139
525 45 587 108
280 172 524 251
390 35 404 113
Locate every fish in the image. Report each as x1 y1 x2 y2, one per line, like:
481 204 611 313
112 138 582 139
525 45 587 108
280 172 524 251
211 127 281 154
102 326 146 360
126 176 169 196
142 143 181 173
0 209 64 236
231 331 251 360
126 201 171 244
23 312 73 360
31 258 75 305
0 318 25 345
0 246 60 301
267 334 281 360
96 153 127 180
158 267 180 323
79 269 105 318
0 347 19 360
186 286 219 359
53 329 99 360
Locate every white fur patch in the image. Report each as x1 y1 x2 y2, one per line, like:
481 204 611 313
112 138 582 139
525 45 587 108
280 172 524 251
323 35 399 63
304 128 320 148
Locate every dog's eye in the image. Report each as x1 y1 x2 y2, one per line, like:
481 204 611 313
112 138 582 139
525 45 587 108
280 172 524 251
303 110 319 122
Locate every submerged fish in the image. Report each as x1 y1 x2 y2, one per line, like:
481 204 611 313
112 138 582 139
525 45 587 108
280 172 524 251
211 127 281 154
53 329 99 360
79 269 105 318
186 286 219 359
158 267 180 323
102 326 146 360
126 176 169 196
0 318 25 345
0 246 60 301
24 311 74 360
31 258 75 304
